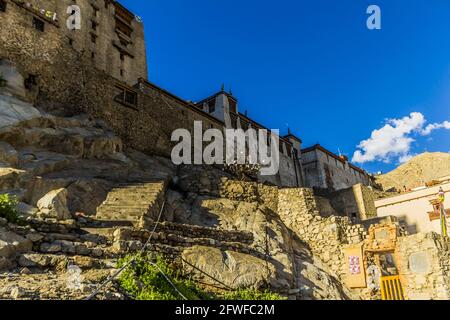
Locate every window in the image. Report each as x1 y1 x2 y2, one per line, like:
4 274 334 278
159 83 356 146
119 38 128 48
33 17 45 32
120 53 125 61
208 100 215 113
229 100 237 113
91 34 97 43
120 69 124 77
68 38 73 46
116 18 133 37
286 145 292 157
24 74 37 90
115 85 137 107
124 91 136 104
91 51 95 59
91 20 97 31
0 0 7 12
91 5 99 17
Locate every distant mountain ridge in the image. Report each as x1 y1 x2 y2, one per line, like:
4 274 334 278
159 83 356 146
376 152 450 191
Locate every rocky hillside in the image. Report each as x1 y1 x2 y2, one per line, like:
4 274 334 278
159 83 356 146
376 152 450 191
0 82 358 300
0 63 372 300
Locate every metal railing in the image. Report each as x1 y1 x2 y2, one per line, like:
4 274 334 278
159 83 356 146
380 275 405 300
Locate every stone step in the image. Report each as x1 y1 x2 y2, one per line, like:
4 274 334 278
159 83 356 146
107 188 161 195
111 235 263 260
80 227 116 240
98 204 154 210
95 212 145 221
96 180 167 224
110 185 163 191
96 210 149 219
17 252 117 270
105 194 158 201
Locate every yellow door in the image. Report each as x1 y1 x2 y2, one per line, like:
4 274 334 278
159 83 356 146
380 275 405 300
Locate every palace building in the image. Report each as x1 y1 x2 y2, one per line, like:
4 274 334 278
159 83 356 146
0 0 373 189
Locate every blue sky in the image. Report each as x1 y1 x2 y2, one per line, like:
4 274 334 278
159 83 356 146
120 0 450 174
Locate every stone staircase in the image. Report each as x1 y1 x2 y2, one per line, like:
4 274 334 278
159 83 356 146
95 181 167 228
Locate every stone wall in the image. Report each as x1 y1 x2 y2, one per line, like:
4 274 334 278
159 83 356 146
277 188 368 278
0 0 147 86
327 184 378 221
302 146 374 192
215 181 371 281
396 232 450 300
0 0 304 188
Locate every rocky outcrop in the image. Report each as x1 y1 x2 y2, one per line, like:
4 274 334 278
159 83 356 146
36 188 71 221
182 246 275 290
0 88 360 300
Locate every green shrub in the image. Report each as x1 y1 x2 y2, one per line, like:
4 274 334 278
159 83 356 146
117 254 212 300
0 194 19 223
117 254 285 301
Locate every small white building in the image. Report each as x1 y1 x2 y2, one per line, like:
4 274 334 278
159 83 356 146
375 177 450 235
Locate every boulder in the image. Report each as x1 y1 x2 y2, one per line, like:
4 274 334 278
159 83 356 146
37 188 71 220
0 167 28 191
17 202 38 218
0 59 27 99
182 246 276 290
0 227 32 258
189 197 295 289
0 95 41 129
0 142 18 167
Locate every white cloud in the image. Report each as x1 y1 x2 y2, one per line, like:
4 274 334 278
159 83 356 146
352 112 427 164
421 120 450 135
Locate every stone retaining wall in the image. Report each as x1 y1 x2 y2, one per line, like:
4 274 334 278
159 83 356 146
396 232 450 300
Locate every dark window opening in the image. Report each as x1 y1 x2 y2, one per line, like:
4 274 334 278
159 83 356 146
91 34 97 43
92 5 99 17
229 99 237 113
0 0 7 12
114 85 137 107
68 38 73 46
120 69 124 77
208 100 215 113
24 74 37 90
379 253 399 276
33 17 45 32
124 91 136 105
91 52 95 59
115 18 133 37
120 53 125 61
119 39 128 48
287 145 292 157
91 20 97 31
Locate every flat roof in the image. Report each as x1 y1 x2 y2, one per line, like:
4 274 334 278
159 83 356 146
375 181 450 207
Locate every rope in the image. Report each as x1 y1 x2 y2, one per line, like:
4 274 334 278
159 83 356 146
148 261 187 300
180 257 234 291
85 196 171 300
